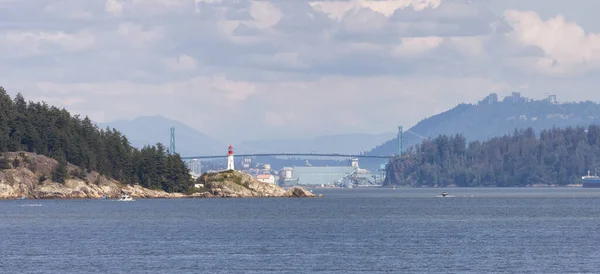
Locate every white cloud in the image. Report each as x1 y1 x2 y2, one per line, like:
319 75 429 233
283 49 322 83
1 0 600 143
505 10 600 75
116 22 164 47
249 1 283 29
105 0 124 15
0 30 96 57
165 54 198 71
308 0 442 20
104 0 196 15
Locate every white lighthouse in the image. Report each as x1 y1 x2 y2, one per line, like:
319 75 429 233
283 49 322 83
227 145 235 170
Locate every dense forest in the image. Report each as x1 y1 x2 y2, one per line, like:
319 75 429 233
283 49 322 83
0 87 191 192
385 125 600 187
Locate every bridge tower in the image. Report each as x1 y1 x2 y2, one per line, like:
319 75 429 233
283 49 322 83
398 126 403 156
169 127 175 155
227 145 235 170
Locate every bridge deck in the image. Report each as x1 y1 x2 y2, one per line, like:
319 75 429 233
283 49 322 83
181 153 392 160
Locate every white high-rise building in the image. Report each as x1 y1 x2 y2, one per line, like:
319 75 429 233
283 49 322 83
227 145 235 170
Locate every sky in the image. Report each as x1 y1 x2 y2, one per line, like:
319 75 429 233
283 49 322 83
2 0 600 143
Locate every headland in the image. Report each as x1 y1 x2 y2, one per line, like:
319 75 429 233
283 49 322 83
0 152 314 200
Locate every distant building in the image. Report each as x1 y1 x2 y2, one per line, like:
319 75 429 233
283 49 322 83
512 92 521 103
242 158 251 169
278 158 380 188
351 158 359 168
186 159 201 174
480 93 498 105
547 95 557 104
256 174 276 184
279 167 294 183
190 172 201 180
282 166 355 187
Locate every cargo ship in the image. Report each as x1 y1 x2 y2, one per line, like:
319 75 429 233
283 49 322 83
582 171 600 188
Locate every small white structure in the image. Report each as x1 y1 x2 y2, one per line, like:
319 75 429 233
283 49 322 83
257 174 276 184
194 183 204 188
282 167 293 180
227 145 235 170
243 158 251 169
351 158 359 168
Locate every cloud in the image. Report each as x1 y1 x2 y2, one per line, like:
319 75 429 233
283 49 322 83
0 30 96 57
308 0 443 20
504 10 600 75
105 0 124 15
1 0 600 144
165 54 198 71
392 36 444 57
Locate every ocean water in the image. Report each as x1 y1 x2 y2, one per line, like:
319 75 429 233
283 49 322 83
2 187 600 273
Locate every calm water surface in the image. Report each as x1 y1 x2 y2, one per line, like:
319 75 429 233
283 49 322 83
2 188 600 273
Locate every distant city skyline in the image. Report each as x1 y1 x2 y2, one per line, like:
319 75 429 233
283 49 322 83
2 0 600 143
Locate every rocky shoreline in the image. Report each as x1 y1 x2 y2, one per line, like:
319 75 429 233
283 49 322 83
0 152 314 200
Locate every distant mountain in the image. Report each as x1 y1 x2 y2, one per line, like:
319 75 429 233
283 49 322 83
98 115 225 156
99 115 395 160
367 94 600 156
237 132 396 155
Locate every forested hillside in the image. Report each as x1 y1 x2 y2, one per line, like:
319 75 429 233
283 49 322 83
368 96 600 157
385 125 600 187
0 87 191 192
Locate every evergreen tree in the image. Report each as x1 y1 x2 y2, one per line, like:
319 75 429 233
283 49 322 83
52 152 69 184
0 88 192 192
386 126 600 187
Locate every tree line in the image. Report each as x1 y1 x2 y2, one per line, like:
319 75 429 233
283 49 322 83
0 87 191 192
385 125 600 187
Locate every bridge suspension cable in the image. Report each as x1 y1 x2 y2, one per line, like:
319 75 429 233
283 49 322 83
180 153 393 160
405 129 427 140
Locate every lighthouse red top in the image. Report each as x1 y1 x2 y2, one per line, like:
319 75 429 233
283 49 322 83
228 145 234 155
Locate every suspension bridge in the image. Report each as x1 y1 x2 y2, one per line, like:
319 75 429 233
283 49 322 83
171 126 427 160
180 153 392 160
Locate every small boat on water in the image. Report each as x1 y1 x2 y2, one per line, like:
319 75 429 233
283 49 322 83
22 203 42 207
441 192 449 197
582 171 600 188
118 193 134 201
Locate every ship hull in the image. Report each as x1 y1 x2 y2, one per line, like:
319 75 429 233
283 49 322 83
582 178 600 188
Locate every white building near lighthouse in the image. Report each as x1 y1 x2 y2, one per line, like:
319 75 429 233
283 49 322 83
256 174 275 184
227 145 235 170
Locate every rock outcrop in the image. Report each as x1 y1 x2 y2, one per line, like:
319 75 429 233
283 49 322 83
0 152 314 199
195 170 315 198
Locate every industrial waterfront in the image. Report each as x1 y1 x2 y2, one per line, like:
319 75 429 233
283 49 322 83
174 126 407 188
185 148 387 189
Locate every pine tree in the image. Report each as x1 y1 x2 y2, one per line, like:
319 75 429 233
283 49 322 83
52 152 69 184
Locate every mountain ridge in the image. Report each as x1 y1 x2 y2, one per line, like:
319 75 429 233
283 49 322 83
367 94 600 157
99 115 395 157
